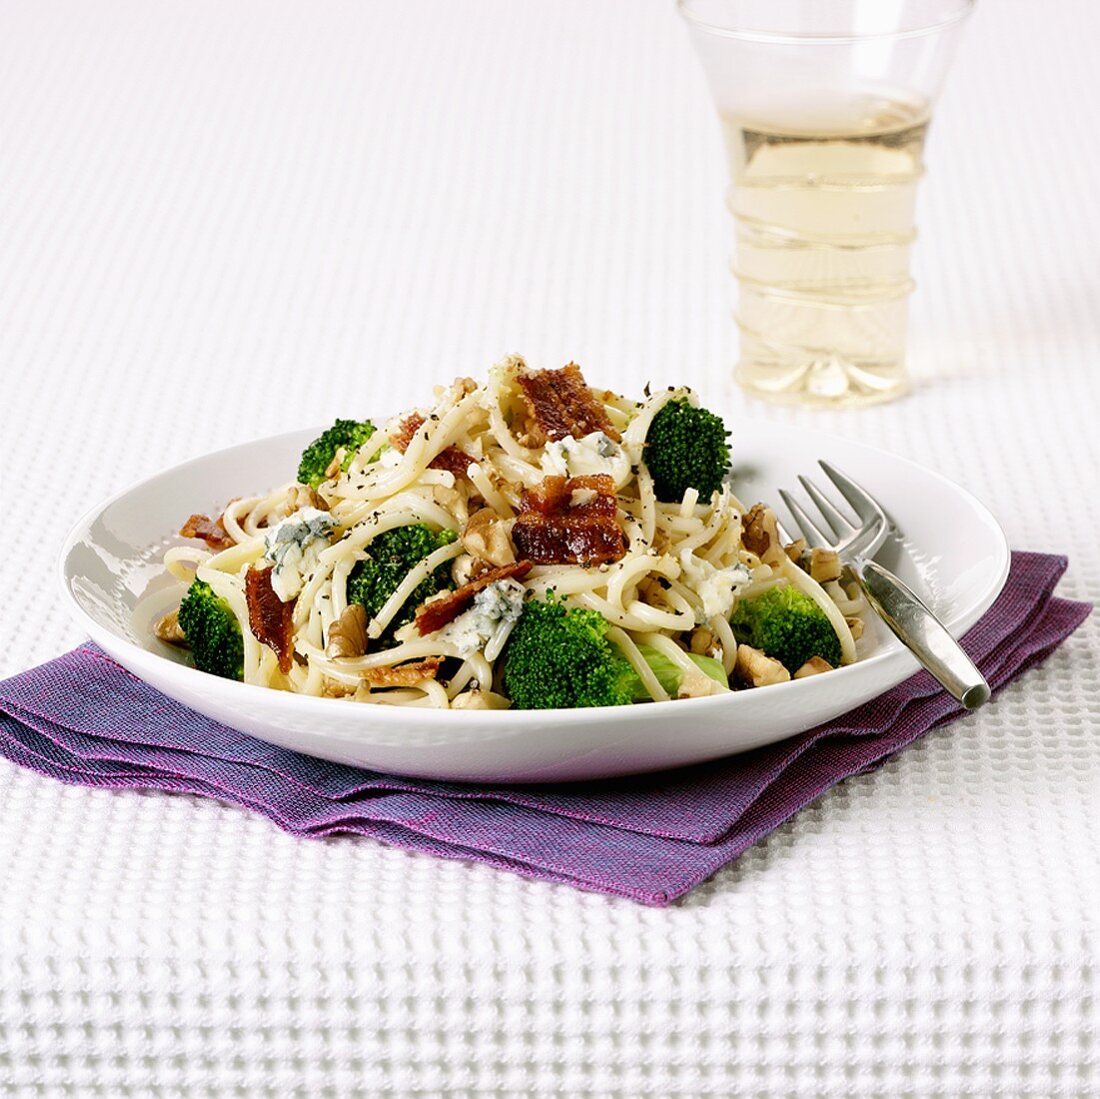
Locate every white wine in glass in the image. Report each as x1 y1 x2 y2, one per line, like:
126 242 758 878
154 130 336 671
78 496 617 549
680 0 973 409
726 94 930 405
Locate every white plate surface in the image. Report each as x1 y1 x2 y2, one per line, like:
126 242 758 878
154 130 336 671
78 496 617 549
59 422 1009 782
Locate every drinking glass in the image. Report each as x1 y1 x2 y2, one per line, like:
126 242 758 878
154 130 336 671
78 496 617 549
680 0 974 407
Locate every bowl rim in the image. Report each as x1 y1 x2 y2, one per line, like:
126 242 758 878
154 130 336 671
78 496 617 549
58 422 1011 728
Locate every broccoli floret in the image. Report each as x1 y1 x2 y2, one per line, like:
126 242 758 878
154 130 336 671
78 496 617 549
297 419 379 488
346 524 457 645
501 600 730 709
177 579 244 681
502 598 636 709
643 398 731 503
729 584 842 673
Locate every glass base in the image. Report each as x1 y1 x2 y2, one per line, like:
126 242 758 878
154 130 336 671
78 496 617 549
735 355 910 409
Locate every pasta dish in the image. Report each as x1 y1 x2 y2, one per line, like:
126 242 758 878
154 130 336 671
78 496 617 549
157 357 865 709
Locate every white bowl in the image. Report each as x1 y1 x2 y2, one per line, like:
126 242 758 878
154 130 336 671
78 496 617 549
59 422 1009 783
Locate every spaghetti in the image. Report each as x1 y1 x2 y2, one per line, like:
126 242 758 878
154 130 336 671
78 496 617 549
160 356 865 708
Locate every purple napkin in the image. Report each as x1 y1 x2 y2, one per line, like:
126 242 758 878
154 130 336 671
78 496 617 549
0 552 1089 905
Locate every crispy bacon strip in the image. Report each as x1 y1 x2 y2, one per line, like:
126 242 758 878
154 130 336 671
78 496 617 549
415 561 532 636
511 474 626 566
515 363 621 444
523 474 617 517
245 566 296 674
522 475 571 515
393 414 475 476
179 512 235 551
392 413 425 451
362 658 443 688
428 446 475 477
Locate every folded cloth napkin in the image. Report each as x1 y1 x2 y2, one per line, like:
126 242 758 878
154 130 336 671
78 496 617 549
0 552 1089 905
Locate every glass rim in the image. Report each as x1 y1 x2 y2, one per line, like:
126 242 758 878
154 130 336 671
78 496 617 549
677 0 975 45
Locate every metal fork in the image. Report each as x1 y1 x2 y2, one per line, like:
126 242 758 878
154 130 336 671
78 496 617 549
778 461 990 710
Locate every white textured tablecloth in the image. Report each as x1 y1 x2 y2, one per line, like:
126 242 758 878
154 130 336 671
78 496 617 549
1 1 1098 1094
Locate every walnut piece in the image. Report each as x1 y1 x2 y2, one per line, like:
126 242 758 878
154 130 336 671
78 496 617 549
794 656 834 679
432 483 465 518
321 676 358 698
451 552 493 587
733 643 791 688
809 547 843 583
154 608 188 647
689 626 715 655
515 417 545 449
362 658 442 687
740 504 786 567
678 664 725 699
461 507 516 566
845 614 865 641
784 537 807 563
326 603 368 658
286 483 327 513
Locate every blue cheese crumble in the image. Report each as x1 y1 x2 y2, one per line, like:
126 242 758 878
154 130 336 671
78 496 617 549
540 431 631 487
263 507 334 601
436 578 527 656
679 557 752 620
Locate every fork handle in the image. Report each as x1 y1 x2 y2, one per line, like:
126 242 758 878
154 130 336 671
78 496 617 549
852 559 990 710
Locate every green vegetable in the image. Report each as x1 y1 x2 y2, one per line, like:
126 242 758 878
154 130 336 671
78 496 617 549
643 397 731 504
729 584 842 673
502 598 636 709
628 644 728 702
177 579 244 681
501 599 730 709
346 524 457 645
297 419 379 488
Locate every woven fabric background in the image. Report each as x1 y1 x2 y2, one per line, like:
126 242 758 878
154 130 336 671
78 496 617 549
0 0 1097 1094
